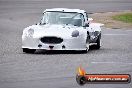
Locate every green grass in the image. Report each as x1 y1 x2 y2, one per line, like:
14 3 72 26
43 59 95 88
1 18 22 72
112 13 132 23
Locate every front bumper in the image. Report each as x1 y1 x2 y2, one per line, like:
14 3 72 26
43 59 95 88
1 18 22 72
22 36 86 50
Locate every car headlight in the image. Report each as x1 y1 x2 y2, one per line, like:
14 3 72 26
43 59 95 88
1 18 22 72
72 30 79 37
28 28 34 37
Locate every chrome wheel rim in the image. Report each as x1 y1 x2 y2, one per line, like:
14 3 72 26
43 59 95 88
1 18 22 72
86 40 89 52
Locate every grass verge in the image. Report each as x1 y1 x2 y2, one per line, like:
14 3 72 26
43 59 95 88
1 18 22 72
91 11 132 29
112 13 132 23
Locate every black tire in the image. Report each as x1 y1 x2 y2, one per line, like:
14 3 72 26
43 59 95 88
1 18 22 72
23 48 36 54
95 34 101 49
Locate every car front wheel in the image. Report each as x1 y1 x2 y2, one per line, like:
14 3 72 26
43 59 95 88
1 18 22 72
84 37 89 53
23 48 36 54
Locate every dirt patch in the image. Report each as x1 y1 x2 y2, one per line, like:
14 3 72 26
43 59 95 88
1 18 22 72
90 10 132 29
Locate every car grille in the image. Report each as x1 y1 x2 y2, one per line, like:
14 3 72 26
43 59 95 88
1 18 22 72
40 36 63 44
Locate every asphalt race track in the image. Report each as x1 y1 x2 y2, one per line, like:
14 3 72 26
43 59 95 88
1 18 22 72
0 0 132 88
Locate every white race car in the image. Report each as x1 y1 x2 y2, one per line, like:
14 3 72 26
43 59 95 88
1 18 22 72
22 8 103 53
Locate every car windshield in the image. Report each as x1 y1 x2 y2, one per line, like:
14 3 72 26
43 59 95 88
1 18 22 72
40 11 84 27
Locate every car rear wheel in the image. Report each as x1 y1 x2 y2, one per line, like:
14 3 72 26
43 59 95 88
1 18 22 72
23 48 36 54
95 34 101 49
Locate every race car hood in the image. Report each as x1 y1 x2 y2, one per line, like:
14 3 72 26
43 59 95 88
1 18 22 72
26 24 83 38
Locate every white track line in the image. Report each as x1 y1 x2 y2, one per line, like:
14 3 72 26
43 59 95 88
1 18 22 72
126 30 132 32
103 34 128 36
91 61 132 65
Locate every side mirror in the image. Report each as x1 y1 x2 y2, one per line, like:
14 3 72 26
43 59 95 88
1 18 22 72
88 18 93 23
